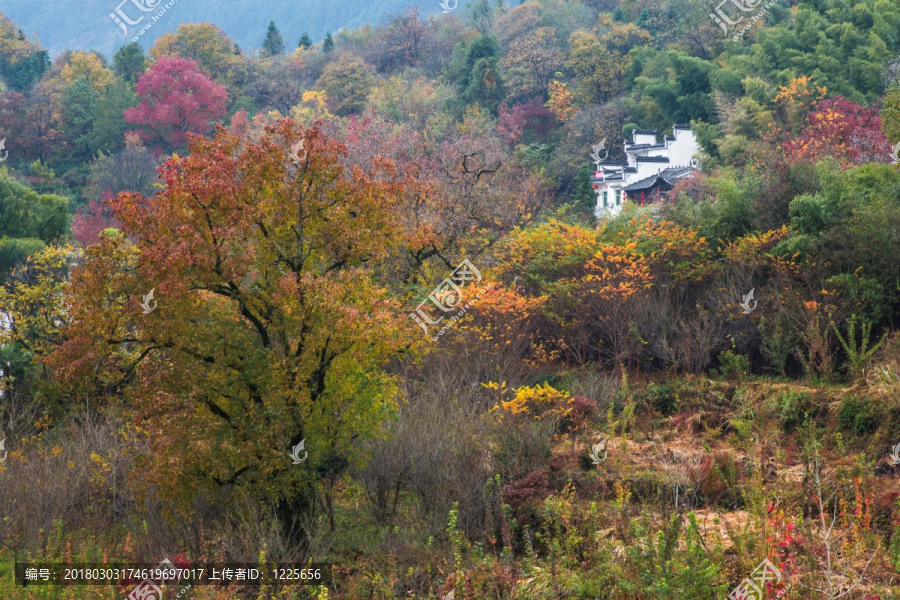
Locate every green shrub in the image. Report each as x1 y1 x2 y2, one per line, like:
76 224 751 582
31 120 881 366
837 395 878 436
777 390 812 432
716 349 750 380
639 384 677 416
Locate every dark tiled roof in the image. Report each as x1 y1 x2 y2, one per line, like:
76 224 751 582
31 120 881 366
636 156 670 163
658 166 694 179
592 174 624 183
633 129 658 135
673 123 691 130
622 166 696 192
623 174 663 192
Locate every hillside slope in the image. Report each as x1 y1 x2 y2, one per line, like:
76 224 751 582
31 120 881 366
0 0 466 57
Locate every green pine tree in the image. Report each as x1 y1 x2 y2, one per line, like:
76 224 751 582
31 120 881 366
323 31 335 53
298 32 313 50
262 21 285 56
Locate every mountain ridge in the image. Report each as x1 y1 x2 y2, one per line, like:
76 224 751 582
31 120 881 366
0 0 465 58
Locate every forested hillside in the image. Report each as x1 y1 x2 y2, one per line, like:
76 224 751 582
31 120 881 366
0 0 464 58
2 0 900 597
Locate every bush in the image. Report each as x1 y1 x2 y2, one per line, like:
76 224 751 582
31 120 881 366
640 383 678 415
715 349 751 380
778 390 813 432
837 394 878 436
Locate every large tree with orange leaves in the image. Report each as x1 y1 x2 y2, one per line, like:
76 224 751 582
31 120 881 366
45 120 419 534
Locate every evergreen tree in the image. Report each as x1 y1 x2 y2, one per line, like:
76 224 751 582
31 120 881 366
298 32 313 50
572 163 598 215
612 7 625 22
461 57 507 114
457 35 501 94
323 31 335 53
636 9 654 33
6 50 49 91
113 42 146 83
262 21 285 56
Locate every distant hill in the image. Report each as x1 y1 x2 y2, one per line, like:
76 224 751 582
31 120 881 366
1 0 466 59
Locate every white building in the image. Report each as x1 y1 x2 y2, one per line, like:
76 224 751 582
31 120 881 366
592 124 701 218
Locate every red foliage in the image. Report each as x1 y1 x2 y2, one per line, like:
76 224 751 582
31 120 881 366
0 91 27 149
697 452 738 505
497 97 557 146
501 470 551 507
784 96 891 167
71 194 121 247
227 109 251 138
559 394 597 435
124 57 228 150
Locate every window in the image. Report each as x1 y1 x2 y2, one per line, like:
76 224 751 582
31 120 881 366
615 189 621 206
602 191 608 208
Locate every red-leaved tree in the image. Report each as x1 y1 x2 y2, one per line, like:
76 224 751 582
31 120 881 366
124 56 227 150
784 96 891 167
71 194 121 247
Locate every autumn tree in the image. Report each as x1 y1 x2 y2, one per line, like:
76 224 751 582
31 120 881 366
21 82 64 163
316 54 376 116
149 23 241 85
500 27 564 101
56 50 114 93
46 120 419 538
378 8 431 70
566 30 627 105
390 109 550 282
71 195 121 248
86 133 160 201
124 56 228 150
248 55 321 115
784 96 890 167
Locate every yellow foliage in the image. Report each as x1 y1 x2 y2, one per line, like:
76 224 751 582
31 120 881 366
59 51 115 93
496 382 569 419
290 90 333 125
